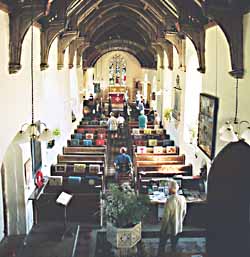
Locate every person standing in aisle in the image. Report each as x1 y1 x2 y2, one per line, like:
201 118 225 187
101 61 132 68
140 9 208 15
157 180 187 256
137 98 145 117
117 112 125 137
154 111 161 129
107 112 118 141
136 91 141 106
114 147 132 181
138 111 147 129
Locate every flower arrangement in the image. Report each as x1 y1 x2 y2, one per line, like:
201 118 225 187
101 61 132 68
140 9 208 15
52 128 61 137
105 184 150 228
164 108 173 122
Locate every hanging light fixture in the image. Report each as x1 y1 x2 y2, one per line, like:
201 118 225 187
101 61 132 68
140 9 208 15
219 78 250 143
15 0 53 144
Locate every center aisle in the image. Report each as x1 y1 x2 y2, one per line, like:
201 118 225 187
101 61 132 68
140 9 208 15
106 112 133 178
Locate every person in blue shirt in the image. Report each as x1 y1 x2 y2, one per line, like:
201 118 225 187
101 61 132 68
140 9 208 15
138 111 147 129
114 147 132 180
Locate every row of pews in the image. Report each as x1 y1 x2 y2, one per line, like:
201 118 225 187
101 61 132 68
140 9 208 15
37 116 108 225
129 125 193 189
129 121 207 227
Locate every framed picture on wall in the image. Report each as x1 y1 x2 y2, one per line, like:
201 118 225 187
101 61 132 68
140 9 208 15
172 75 182 121
197 93 219 160
24 158 32 186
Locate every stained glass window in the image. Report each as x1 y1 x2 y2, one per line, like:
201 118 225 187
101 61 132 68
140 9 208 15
109 54 127 85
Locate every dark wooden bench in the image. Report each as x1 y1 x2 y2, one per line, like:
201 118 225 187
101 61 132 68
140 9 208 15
129 124 155 129
135 154 185 163
67 139 106 147
51 163 104 177
77 125 107 129
80 120 107 126
57 154 105 164
132 134 170 140
37 191 101 224
131 128 167 135
133 139 175 147
63 146 106 155
137 164 193 177
74 128 107 135
134 146 180 155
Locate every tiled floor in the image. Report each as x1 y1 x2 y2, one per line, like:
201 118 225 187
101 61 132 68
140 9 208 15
0 223 206 257
94 227 206 257
0 223 93 257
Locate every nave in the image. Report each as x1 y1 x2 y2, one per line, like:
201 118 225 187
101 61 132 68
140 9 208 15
1 1 250 257
0 99 207 257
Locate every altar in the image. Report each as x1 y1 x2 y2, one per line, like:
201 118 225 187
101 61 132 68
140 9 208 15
109 86 127 111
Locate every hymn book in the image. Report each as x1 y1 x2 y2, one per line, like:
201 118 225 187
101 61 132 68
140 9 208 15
56 192 73 206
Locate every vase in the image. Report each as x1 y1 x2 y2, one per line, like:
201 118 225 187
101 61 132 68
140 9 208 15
106 222 142 249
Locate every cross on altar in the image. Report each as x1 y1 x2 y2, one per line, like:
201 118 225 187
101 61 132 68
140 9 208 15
115 96 121 103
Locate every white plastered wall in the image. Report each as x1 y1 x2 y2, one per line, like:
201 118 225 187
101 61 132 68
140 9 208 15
0 10 83 239
161 12 250 176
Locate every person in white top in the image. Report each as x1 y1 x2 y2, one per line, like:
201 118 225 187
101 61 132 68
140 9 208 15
136 91 141 106
117 113 125 126
154 111 161 129
107 112 118 140
157 180 187 256
117 113 125 138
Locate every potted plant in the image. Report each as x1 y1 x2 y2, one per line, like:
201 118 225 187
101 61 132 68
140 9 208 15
105 184 150 249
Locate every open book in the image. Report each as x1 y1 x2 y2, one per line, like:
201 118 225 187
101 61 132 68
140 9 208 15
56 192 73 206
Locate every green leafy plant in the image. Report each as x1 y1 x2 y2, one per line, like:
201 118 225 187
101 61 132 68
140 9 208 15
52 128 61 137
164 108 173 121
105 184 150 228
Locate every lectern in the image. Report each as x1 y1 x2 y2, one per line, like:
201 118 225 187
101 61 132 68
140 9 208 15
56 192 73 240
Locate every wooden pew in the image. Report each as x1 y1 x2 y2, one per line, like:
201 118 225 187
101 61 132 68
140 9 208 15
51 163 104 177
133 139 175 147
134 146 180 156
77 125 107 129
137 164 193 176
136 159 185 167
73 129 107 134
80 120 107 126
74 128 107 134
37 178 102 224
67 139 106 147
128 121 154 129
132 134 170 140
131 128 167 135
135 154 185 163
57 154 105 164
63 146 106 155
129 124 155 129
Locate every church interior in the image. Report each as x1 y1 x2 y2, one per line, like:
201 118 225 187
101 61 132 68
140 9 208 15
0 1 250 257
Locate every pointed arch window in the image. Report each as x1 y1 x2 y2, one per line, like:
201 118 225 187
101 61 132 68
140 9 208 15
109 54 127 85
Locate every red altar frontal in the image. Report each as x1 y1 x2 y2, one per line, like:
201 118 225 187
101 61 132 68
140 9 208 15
108 86 126 110
109 93 124 104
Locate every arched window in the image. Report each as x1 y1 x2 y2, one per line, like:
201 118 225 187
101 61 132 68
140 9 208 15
109 54 127 85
